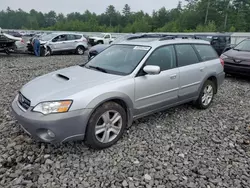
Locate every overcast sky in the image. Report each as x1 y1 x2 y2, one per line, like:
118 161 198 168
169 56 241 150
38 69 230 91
1 0 184 14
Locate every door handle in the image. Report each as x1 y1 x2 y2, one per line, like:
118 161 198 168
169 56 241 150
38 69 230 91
200 67 205 72
170 74 177 79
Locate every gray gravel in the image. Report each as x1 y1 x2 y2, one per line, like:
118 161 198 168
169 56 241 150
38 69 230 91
1 53 250 188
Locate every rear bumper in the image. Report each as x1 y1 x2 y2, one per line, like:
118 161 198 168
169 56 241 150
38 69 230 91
11 95 92 143
217 71 225 88
224 63 250 76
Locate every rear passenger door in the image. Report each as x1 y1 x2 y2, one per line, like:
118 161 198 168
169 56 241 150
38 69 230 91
175 44 206 99
66 34 76 50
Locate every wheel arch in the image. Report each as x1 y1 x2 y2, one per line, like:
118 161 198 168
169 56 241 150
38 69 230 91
85 92 134 129
198 73 218 96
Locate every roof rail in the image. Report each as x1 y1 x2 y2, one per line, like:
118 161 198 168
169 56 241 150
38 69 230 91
159 35 197 41
127 33 169 40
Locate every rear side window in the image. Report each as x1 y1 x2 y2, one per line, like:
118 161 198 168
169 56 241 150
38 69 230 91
175 44 199 67
67 34 75 41
75 35 82 40
194 44 218 61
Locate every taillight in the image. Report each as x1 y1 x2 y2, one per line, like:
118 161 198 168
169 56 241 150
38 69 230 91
220 58 224 67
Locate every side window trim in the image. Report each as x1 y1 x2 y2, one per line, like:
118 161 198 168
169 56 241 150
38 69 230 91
191 44 203 62
135 44 177 77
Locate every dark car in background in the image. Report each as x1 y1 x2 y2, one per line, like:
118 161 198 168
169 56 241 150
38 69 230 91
194 33 231 55
220 38 250 76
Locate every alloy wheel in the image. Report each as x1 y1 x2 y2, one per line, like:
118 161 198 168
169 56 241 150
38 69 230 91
95 110 122 143
202 85 214 106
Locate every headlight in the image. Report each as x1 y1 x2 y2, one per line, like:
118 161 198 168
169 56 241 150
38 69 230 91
220 54 228 59
33 100 72 115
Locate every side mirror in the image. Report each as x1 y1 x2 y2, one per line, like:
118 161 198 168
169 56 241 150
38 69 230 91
143 65 161 75
223 44 236 53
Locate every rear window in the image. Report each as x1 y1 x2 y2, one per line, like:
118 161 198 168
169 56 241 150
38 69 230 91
194 44 218 61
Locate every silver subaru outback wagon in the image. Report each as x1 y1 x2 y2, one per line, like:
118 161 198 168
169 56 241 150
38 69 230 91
11 36 225 149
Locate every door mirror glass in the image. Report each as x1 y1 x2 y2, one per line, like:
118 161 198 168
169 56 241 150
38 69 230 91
143 65 160 75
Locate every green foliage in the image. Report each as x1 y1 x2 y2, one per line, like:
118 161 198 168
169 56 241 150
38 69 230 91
0 1 249 32
229 26 236 32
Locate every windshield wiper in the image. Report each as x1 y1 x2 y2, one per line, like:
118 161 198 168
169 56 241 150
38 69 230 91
234 48 241 51
87 65 107 73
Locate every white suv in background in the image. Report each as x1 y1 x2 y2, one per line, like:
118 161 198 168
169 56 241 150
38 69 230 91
27 32 88 56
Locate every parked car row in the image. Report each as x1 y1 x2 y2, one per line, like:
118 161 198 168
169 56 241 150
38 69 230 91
12 34 225 149
88 33 232 60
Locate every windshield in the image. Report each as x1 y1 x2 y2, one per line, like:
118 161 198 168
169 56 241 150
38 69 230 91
40 33 58 41
84 44 151 75
234 40 250 51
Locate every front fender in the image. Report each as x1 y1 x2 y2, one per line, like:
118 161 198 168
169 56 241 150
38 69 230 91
85 92 134 127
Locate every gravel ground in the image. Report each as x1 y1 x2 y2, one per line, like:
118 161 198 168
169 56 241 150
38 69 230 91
1 54 250 188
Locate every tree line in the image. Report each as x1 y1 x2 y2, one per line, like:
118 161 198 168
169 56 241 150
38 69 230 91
0 0 249 33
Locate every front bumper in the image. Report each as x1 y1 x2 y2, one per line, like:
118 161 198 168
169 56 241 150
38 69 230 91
11 95 92 143
224 63 250 76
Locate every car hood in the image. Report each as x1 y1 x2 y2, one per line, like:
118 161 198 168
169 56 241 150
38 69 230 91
89 44 110 53
224 49 250 60
20 65 122 106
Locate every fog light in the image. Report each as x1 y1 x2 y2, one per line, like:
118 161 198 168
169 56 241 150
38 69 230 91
47 130 55 138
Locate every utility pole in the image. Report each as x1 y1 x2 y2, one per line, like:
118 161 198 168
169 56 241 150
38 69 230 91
205 0 210 25
224 0 230 30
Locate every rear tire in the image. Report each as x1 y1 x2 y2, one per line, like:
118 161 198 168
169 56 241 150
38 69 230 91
76 46 85 55
84 102 127 150
195 80 215 109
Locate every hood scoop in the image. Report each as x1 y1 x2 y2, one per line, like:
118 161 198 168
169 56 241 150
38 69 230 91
56 74 70 81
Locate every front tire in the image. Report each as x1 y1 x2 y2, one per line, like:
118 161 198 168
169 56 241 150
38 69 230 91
195 80 215 109
84 102 127 149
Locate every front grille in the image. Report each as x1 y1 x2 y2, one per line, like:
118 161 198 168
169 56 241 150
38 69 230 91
88 39 95 46
18 93 31 110
89 50 98 56
88 50 98 60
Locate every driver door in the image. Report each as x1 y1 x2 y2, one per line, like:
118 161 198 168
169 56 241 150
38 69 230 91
134 45 179 115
